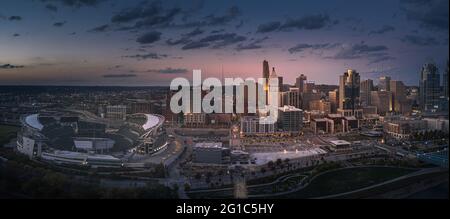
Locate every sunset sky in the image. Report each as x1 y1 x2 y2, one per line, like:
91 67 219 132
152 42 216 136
0 0 448 86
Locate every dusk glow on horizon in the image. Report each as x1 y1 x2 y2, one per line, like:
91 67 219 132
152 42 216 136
0 0 448 86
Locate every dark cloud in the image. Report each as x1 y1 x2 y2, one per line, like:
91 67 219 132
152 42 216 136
211 29 225 34
257 22 281 33
184 28 204 37
369 55 396 64
182 41 210 50
175 6 241 28
203 6 241 26
0 64 24 69
401 35 440 46
280 14 334 31
53 21 66 27
369 25 395 35
166 38 191 46
122 52 168 60
111 1 181 30
88 24 110 32
136 31 162 44
288 43 340 54
326 42 389 60
236 37 268 51
9 16 22 21
401 0 449 31
102 74 137 78
40 0 105 8
13 33 20 37
200 33 246 48
256 14 335 33
147 68 188 74
45 4 58 12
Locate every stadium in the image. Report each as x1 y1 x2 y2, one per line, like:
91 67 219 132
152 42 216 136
16 111 166 168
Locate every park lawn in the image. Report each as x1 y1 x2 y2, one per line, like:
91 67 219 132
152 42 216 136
0 125 19 146
277 167 415 199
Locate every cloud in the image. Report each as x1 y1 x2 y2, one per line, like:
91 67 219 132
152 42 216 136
45 4 58 12
369 25 395 35
0 64 24 69
236 37 269 51
256 14 335 33
53 21 66 27
401 35 440 46
182 41 210 50
122 52 168 60
281 14 333 30
401 0 449 31
136 31 162 44
203 6 241 26
179 33 246 50
325 42 390 61
184 28 204 37
40 0 105 8
174 6 242 29
257 22 281 33
88 24 110 32
111 0 181 30
200 33 246 48
9 16 22 21
147 68 188 74
13 33 20 37
288 43 340 54
102 74 137 78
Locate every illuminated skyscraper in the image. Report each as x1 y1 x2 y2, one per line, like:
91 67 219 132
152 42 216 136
419 63 441 112
339 69 361 112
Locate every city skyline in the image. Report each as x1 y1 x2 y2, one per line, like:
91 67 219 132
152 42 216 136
0 0 449 86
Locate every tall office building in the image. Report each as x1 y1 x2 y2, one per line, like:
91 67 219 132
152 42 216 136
370 91 393 115
329 89 339 113
263 60 270 79
419 63 441 112
339 69 361 112
295 74 307 93
281 88 301 109
378 76 391 91
262 60 270 104
360 79 374 106
390 80 410 114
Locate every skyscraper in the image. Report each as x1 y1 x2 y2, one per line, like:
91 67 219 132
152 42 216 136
329 89 339 113
295 74 307 92
390 80 411 114
339 69 361 112
370 91 393 115
419 63 441 112
263 60 270 79
360 79 374 106
378 76 391 92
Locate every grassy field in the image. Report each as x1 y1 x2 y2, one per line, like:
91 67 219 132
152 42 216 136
0 125 19 146
276 167 415 199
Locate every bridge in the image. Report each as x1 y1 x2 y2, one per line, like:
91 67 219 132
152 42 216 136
417 148 448 168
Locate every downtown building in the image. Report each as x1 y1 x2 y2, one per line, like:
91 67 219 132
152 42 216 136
338 69 363 118
419 63 441 112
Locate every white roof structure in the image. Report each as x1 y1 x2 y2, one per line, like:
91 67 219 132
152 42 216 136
25 114 44 131
142 114 162 130
330 140 352 146
251 148 327 165
194 142 223 149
